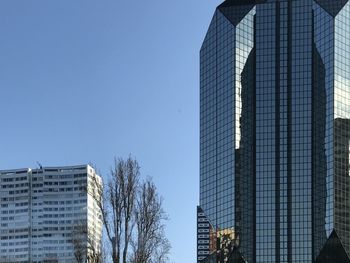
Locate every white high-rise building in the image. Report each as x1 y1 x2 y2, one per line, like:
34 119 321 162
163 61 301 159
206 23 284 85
0 165 103 263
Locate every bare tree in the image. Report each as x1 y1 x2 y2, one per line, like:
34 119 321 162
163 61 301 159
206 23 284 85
130 178 170 263
122 158 139 263
89 156 170 263
89 157 139 263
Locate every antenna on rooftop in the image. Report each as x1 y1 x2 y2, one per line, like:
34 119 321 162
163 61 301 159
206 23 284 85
36 162 43 170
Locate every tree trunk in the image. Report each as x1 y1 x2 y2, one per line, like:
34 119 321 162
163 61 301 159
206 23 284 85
112 247 119 263
123 223 128 263
123 249 127 263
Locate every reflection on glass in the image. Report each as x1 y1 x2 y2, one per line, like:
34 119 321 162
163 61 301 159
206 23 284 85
198 1 350 262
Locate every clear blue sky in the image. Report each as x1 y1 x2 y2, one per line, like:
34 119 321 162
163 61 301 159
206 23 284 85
0 0 222 262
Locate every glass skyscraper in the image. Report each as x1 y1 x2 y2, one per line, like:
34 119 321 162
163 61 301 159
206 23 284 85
197 0 350 262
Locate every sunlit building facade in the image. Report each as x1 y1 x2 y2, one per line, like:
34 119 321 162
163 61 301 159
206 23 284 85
198 0 350 262
0 165 103 263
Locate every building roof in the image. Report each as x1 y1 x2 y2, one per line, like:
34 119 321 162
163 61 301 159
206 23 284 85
0 164 89 175
218 1 257 26
218 0 265 8
315 0 348 17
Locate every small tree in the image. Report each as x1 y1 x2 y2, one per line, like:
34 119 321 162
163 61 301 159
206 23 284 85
43 255 59 263
71 222 87 263
70 220 103 263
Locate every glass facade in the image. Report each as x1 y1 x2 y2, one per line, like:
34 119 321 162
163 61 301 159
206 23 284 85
198 0 350 262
